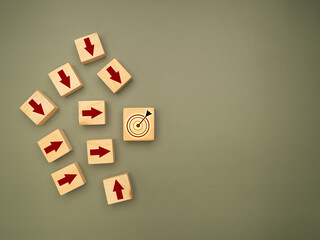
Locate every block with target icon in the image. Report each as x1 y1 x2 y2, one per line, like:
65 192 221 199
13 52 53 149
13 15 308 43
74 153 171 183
20 90 58 125
123 107 155 141
103 173 133 205
74 32 106 64
48 63 83 97
51 162 86 196
97 58 132 93
87 139 114 164
78 100 106 125
38 129 72 163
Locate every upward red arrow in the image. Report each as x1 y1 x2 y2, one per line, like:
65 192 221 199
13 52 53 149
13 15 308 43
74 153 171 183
28 99 45 115
58 69 71 88
82 107 102 119
84 37 94 56
58 174 77 186
90 146 110 158
113 180 124 200
44 141 63 154
107 66 121 83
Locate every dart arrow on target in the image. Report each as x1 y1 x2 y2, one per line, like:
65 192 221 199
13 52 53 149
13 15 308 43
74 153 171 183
82 107 102 119
136 110 152 127
90 146 110 158
113 180 124 200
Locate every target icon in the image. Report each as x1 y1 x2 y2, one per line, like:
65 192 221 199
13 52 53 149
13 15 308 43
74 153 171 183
126 110 152 138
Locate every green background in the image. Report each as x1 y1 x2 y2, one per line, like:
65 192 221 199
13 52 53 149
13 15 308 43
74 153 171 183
1 0 320 239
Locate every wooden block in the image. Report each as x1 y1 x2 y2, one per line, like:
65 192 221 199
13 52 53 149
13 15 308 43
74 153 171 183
78 100 106 125
48 63 83 97
87 139 114 164
103 173 133 205
74 33 106 64
97 58 132 93
51 162 86 195
38 129 72 163
20 90 58 125
123 107 155 141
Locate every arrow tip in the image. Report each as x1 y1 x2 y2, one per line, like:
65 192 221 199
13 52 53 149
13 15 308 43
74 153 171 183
113 180 124 191
91 107 102 118
51 141 63 151
65 174 77 184
146 110 152 117
33 103 45 115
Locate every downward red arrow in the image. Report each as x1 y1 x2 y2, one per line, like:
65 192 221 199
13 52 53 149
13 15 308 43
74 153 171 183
113 180 124 200
90 146 110 158
82 107 102 119
44 141 63 154
58 174 77 186
28 99 45 115
107 66 121 83
58 69 71 88
84 37 94 56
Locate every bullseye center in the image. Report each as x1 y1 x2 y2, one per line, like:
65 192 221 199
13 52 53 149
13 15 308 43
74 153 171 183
136 124 140 127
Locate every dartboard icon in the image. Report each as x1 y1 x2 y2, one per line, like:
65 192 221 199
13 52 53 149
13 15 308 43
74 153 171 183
126 110 152 138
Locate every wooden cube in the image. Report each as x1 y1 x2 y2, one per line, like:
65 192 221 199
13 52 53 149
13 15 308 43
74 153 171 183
103 173 133 205
87 139 114 164
97 58 132 93
51 162 86 195
123 108 155 141
48 63 83 97
78 100 106 125
20 90 58 125
74 33 106 64
38 129 72 163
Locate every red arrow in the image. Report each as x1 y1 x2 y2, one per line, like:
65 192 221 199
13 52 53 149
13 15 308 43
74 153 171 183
90 146 110 158
28 99 45 115
58 69 71 88
44 141 63 154
82 107 102 119
84 37 94 56
113 180 124 200
58 174 77 186
107 66 121 83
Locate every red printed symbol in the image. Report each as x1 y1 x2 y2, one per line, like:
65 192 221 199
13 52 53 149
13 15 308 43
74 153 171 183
28 99 44 115
58 69 71 88
84 37 94 56
44 141 63 154
113 180 124 200
107 66 121 83
82 107 102 119
58 174 77 186
90 146 110 158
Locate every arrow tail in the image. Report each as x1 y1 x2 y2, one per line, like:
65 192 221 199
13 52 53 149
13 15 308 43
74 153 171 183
58 69 67 79
84 37 92 46
44 145 53 154
90 149 99 156
82 110 91 117
107 66 116 76
58 178 67 186
28 99 37 108
116 191 123 200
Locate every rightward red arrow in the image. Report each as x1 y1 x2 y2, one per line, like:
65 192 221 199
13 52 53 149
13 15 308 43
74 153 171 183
82 107 102 119
107 66 121 83
84 37 94 56
58 174 77 186
58 69 71 88
28 99 45 115
113 180 124 200
90 146 110 158
44 141 63 154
